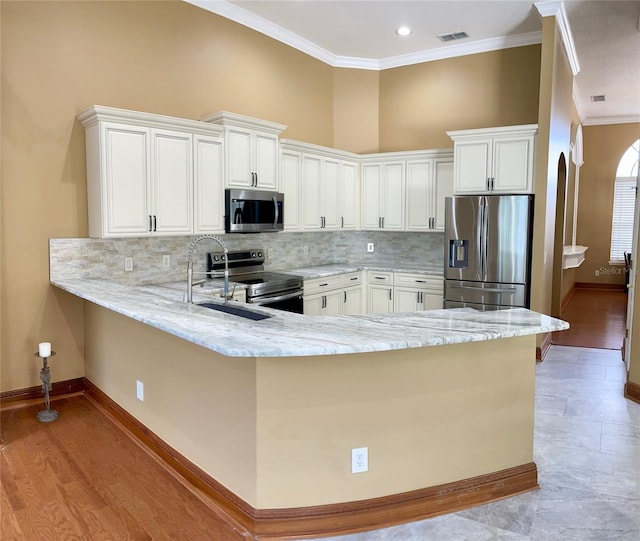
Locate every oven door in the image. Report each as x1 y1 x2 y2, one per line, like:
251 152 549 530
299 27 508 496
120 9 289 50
247 289 303 314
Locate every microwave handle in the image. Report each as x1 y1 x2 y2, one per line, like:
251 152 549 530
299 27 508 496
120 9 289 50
272 195 279 228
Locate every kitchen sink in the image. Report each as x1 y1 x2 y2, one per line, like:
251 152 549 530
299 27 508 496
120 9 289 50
197 302 273 321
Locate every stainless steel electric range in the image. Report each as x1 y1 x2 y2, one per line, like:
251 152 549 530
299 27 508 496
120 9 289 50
206 249 303 313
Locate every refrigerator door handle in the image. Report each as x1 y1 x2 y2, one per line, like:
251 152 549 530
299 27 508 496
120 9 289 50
482 197 489 281
449 284 518 294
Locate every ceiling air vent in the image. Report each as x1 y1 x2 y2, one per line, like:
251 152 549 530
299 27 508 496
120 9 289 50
437 31 469 42
591 95 606 102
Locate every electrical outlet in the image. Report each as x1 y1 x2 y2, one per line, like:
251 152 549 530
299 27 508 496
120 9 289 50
303 246 309 256
267 248 273 259
351 446 368 473
595 269 600 277
124 257 133 272
162 254 171 268
367 243 375 253
136 380 144 401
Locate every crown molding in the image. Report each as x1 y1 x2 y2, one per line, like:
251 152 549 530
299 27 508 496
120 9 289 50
582 115 640 127
535 1 580 76
186 0 542 71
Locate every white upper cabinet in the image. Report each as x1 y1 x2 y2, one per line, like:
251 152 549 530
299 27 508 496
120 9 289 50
280 150 302 231
202 111 286 190
151 129 193 235
361 161 405 230
448 125 537 194
280 139 360 232
79 106 224 238
193 134 225 234
339 160 359 229
363 150 453 232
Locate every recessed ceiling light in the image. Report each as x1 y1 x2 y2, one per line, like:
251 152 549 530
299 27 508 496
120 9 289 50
396 26 411 37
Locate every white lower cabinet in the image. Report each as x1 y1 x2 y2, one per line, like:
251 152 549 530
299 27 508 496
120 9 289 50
304 272 364 316
393 273 444 312
367 271 394 314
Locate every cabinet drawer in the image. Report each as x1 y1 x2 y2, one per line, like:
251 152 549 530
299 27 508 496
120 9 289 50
304 275 343 295
367 271 393 285
394 273 443 291
342 272 363 287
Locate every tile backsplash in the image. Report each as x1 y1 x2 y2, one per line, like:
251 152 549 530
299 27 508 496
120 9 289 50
50 231 444 285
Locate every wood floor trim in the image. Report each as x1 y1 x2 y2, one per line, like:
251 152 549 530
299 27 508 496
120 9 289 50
83 377 539 540
0 377 85 408
536 332 552 362
624 380 640 405
575 282 626 292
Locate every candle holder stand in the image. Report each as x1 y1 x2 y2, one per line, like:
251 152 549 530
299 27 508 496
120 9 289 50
34 351 58 422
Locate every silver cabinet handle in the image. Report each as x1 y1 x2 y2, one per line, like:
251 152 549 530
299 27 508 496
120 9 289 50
349 277 358 281
382 217 385 228
319 283 329 287
417 291 420 303
341 216 344 228
153 215 157 232
415 279 426 283
343 291 347 303
149 215 153 232
388 289 392 300
374 276 386 280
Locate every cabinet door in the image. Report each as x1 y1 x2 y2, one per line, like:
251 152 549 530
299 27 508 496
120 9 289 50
453 139 492 194
492 136 535 193
321 158 340 229
226 127 253 188
152 129 193 235
302 155 322 229
368 285 393 314
303 294 323 316
340 161 359 229
343 286 364 315
394 287 420 313
324 290 343 316
194 135 224 234
433 159 454 231
382 162 405 229
281 151 302 231
361 163 381 229
254 132 279 190
422 291 444 310
405 159 432 231
102 123 151 236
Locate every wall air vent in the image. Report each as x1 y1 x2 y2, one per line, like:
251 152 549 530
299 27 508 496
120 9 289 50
437 31 469 42
590 95 606 102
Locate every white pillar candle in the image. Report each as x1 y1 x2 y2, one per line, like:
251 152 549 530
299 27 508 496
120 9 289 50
39 342 51 358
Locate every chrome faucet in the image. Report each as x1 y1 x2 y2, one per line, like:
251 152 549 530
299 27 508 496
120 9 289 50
186 235 230 304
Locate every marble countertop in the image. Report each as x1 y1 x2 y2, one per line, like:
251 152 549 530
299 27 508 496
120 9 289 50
51 276 568 358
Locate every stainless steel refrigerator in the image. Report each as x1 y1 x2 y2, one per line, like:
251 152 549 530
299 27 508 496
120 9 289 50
444 195 534 310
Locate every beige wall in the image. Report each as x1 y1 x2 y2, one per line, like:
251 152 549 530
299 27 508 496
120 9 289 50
1 0 549 393
332 68 380 153
1 0 336 391
530 18 574 320
378 46 541 151
84 302 536 509
575 124 640 285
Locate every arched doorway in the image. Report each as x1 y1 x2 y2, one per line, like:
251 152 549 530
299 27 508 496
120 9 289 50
551 153 568 318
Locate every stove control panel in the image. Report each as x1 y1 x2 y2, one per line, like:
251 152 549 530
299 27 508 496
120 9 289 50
207 249 266 272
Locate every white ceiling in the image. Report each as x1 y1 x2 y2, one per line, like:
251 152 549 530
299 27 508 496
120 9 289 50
187 0 640 126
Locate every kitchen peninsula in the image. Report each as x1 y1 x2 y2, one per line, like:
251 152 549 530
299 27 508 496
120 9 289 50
51 262 568 539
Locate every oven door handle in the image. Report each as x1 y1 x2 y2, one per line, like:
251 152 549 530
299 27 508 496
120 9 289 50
249 290 303 305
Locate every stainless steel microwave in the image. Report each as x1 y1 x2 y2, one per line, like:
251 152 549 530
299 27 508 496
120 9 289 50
225 189 284 233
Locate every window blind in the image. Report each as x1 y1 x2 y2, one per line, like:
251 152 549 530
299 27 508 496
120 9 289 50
609 176 637 262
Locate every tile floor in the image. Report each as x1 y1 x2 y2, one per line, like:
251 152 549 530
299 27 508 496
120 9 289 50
308 346 640 541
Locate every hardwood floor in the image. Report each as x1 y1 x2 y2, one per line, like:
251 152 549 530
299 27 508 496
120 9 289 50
0 395 247 541
552 286 628 350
